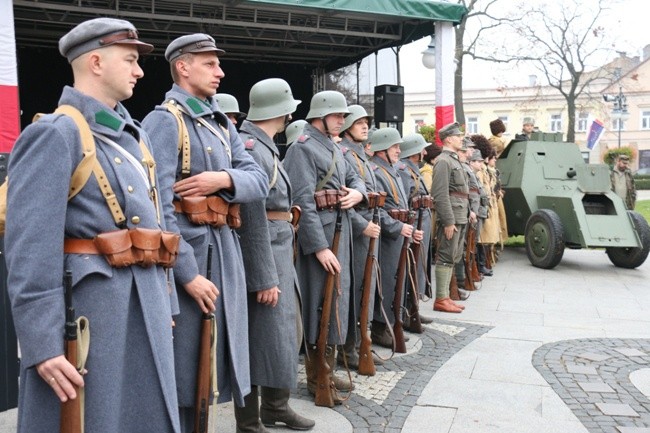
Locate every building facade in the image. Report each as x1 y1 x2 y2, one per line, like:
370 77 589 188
403 48 650 171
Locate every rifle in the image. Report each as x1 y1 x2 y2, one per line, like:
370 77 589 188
357 192 385 376
406 195 432 334
464 224 477 290
194 244 215 433
61 270 83 433
314 202 343 407
392 210 416 354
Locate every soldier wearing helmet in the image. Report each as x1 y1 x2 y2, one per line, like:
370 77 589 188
283 90 367 405
368 128 417 347
214 93 247 126
235 78 315 431
335 104 381 369
396 134 433 324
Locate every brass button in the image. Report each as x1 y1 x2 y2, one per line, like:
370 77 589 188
206 146 213 153
127 185 134 193
141 158 147 165
131 216 141 224
114 157 122 164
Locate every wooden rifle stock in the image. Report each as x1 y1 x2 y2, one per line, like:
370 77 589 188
406 206 424 334
392 212 415 354
61 270 82 433
194 244 214 433
357 203 380 376
314 206 343 407
464 225 476 290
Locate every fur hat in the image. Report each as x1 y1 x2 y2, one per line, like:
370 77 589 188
422 144 442 164
470 134 492 159
489 119 506 136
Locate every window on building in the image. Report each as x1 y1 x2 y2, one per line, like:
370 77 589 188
550 114 562 132
577 112 589 132
498 115 509 131
612 118 626 131
466 116 479 134
414 118 425 132
641 111 650 130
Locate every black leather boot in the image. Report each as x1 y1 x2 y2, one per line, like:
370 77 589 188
260 387 315 431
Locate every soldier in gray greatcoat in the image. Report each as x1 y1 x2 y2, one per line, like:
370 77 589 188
5 18 181 433
142 34 268 432
337 105 381 369
396 134 433 327
214 93 247 127
430 122 470 314
236 78 315 432
368 128 420 347
283 91 367 404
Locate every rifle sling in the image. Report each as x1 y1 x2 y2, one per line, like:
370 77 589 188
315 148 337 192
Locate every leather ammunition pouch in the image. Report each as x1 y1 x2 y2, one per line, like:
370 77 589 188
314 189 345 211
412 194 434 210
367 191 387 209
64 228 181 268
388 209 410 223
174 196 241 229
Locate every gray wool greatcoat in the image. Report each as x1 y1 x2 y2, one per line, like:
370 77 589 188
370 155 409 325
142 84 269 408
397 159 433 297
340 137 379 333
236 120 300 389
283 124 367 345
5 87 180 433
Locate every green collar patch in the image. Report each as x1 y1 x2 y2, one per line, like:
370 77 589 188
95 110 122 131
186 97 207 115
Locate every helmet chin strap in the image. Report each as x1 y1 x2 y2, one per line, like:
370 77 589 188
283 114 291 128
321 116 331 136
345 130 365 143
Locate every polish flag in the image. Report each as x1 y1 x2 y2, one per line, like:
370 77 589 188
435 21 455 145
0 2 20 153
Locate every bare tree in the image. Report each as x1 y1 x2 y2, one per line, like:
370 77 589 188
454 0 515 125
508 0 613 143
324 65 357 104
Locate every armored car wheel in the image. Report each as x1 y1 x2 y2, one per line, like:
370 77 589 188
606 211 650 269
525 209 565 269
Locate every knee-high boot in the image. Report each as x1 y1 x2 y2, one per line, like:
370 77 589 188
304 346 343 405
260 387 315 431
234 387 269 433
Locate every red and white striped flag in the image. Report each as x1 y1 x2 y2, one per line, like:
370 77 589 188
0 2 20 152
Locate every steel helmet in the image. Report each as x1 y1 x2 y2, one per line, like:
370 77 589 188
214 93 246 118
305 91 350 120
368 127 403 152
285 119 308 145
400 133 428 158
247 78 301 122
342 104 372 132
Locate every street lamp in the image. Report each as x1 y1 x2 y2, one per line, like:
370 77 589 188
603 69 630 148
421 35 435 69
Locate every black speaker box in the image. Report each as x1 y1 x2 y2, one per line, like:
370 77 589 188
374 85 404 123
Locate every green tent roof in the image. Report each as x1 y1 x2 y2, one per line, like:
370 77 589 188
13 0 467 71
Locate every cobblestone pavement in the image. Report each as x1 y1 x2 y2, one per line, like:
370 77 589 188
533 338 650 433
294 318 491 433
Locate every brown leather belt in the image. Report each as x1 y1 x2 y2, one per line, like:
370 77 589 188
266 210 292 222
64 238 100 254
450 191 469 198
173 201 183 213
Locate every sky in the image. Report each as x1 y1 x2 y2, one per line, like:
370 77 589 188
353 0 649 96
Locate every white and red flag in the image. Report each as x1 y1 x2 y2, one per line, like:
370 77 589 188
0 1 20 153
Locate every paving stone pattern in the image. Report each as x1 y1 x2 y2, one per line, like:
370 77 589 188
533 338 650 433
293 318 491 433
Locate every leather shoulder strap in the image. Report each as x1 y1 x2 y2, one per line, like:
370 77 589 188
163 100 191 178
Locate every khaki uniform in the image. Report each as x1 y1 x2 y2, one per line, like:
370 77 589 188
431 149 469 265
611 167 637 210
